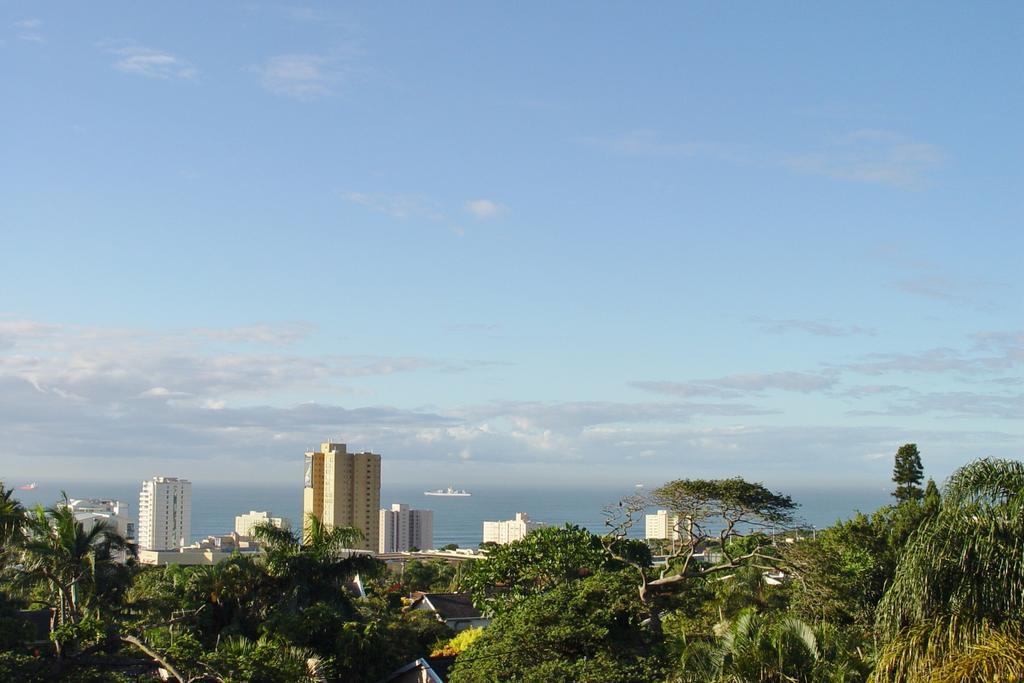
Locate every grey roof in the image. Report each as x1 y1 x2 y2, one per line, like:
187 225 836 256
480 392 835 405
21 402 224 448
377 657 445 683
416 593 482 620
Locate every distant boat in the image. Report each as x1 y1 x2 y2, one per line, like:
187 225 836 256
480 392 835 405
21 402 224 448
635 483 644 488
17 483 37 491
424 487 471 497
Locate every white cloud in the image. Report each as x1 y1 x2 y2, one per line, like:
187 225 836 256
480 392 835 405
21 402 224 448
13 18 43 42
192 323 314 346
863 452 891 461
256 53 344 99
4 316 1023 485
784 129 943 188
840 385 913 399
0 318 61 349
0 319 450 404
890 273 1001 310
108 45 197 80
631 371 838 398
840 348 1012 376
343 192 498 235
587 130 742 162
753 318 874 337
463 199 506 219
341 192 445 221
850 391 1024 420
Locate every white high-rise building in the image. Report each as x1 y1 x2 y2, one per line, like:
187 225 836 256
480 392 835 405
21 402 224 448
138 477 191 551
235 510 289 538
482 512 544 545
645 509 681 540
379 503 433 553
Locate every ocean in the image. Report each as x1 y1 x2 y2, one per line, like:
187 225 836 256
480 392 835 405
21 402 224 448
9 481 893 549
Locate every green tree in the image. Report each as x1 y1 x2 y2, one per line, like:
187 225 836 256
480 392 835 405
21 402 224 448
922 477 940 517
674 608 866 683
251 515 376 611
0 482 27 555
431 626 483 657
605 478 796 633
326 595 451 681
16 500 133 654
785 511 894 631
397 558 461 593
891 444 924 503
465 524 641 616
181 555 269 643
927 629 1024 682
873 458 1024 681
449 571 665 683
200 635 323 683
0 483 31 650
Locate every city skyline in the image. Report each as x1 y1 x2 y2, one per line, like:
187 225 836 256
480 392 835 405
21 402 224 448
2 3 1022 489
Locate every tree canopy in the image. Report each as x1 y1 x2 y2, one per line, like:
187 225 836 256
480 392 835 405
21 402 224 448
603 477 796 634
465 524 640 616
450 571 665 683
892 443 924 503
874 458 1024 680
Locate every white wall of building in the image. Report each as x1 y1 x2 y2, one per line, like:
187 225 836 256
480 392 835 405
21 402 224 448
234 510 288 537
138 477 191 550
482 512 544 545
379 503 433 553
65 499 135 541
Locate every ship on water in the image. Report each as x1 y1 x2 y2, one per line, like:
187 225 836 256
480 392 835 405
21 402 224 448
17 483 37 491
424 487 471 497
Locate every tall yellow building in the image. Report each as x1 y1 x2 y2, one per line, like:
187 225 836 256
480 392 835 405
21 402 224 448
302 442 381 552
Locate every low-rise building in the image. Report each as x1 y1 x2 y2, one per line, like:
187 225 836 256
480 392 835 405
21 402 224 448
138 548 238 566
234 510 289 538
64 498 135 541
137 533 261 566
482 512 544 545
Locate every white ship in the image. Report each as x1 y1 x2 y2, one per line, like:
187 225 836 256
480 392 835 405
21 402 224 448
424 487 472 497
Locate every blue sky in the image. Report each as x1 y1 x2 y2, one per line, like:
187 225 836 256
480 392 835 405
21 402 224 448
1 2 1021 490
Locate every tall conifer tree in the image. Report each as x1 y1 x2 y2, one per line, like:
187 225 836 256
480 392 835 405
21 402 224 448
892 443 924 503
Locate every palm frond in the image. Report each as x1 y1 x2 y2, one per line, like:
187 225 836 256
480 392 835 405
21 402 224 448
877 458 1024 640
929 627 1024 682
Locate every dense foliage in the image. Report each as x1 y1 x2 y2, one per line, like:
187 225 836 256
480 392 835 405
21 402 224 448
0 504 451 681
464 524 644 616
450 570 665 683
2 449 1022 682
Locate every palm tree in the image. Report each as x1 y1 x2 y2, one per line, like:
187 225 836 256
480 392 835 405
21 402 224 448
183 554 267 640
15 497 133 653
928 629 1024 682
210 635 325 682
873 458 1024 681
0 482 27 569
250 514 373 610
675 609 811 682
675 608 863 683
